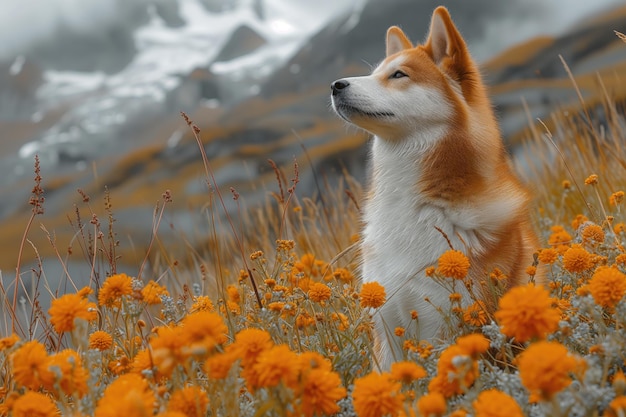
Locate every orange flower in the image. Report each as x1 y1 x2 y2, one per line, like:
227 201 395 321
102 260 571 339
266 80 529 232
359 282 386 308
293 253 327 279
417 391 447 417
150 325 186 377
463 300 487 327
613 370 626 392
108 355 131 376
610 191 625 206
226 285 240 303
415 340 433 358
167 386 208 417
332 267 355 283
141 280 169 305
548 226 572 250
300 253 317 270
239 269 252 284
571 214 589 230
49 292 97 333
98 273 133 307
276 239 295 251
204 350 238 380
180 311 228 356
437 250 470 280
615 223 626 235
576 285 590 297
517 341 580 401
11 340 53 390
616 254 626 267
562 246 593 273
607 396 626 417
190 295 214 312
581 224 605 245
0 333 19 350
449 293 462 302
253 344 299 389
584 174 598 185
231 328 274 367
131 349 155 376
489 268 507 282
332 312 350 331
525 265 537 276
390 361 426 384
268 301 285 312
428 343 478 397
296 313 316 329
352 372 403 417
456 334 489 358
472 389 523 417
308 282 332 303
224 300 241 315
12 391 58 417
94 374 155 417
89 330 113 351
537 248 558 264
495 284 560 342
47 349 89 397
231 328 274 390
298 368 347 417
394 327 405 337
588 266 626 309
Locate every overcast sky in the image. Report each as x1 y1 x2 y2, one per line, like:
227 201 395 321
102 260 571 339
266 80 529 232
0 0 622 62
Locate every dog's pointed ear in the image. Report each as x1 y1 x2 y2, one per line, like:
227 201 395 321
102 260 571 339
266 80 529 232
425 6 468 64
386 26 412 57
425 7 483 102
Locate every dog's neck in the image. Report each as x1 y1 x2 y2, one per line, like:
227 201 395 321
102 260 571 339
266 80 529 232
369 125 447 194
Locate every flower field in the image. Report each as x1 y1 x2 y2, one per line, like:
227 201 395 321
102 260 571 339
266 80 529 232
3 72 626 417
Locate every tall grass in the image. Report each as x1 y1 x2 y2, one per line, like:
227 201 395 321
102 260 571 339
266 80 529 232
1 58 626 416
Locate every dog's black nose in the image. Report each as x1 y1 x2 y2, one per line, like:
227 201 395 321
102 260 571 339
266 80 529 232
331 79 350 95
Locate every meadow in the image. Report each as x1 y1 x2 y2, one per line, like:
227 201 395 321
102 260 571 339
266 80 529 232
2 48 626 417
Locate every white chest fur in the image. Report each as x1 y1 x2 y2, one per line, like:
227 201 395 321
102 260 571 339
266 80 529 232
362 133 478 368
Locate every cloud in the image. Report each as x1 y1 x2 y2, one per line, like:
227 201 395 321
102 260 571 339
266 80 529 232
0 0 129 60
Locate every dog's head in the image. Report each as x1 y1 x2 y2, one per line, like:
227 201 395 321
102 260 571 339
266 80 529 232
331 7 484 140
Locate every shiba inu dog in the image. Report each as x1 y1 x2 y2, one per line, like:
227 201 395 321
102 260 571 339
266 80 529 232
330 6 541 370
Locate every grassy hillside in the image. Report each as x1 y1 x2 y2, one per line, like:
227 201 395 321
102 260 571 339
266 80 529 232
2 38 626 417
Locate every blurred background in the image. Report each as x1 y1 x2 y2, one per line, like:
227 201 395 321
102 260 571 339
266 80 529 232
1 0 625 278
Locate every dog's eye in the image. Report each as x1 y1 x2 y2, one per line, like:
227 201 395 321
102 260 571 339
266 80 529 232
390 70 407 79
